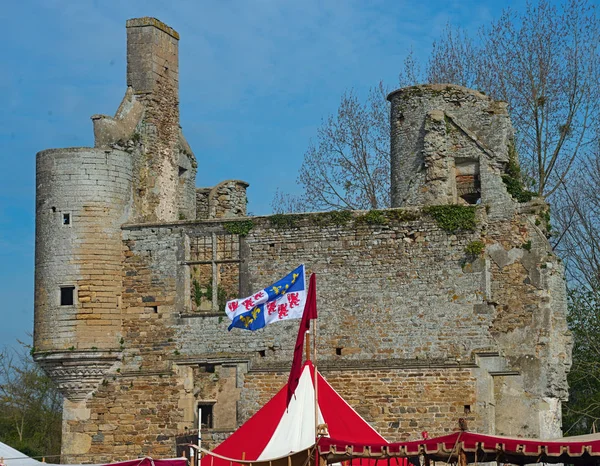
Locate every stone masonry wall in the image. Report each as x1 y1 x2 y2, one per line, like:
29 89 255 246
33 20 572 462
55 202 566 462
208 180 249 219
60 224 187 462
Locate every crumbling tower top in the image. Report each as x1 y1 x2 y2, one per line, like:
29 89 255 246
387 84 516 217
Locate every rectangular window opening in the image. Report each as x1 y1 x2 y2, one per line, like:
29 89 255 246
455 159 481 205
336 347 343 356
198 403 214 429
62 213 71 225
60 286 75 306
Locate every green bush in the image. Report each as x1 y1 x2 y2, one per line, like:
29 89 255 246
465 241 485 257
502 143 537 203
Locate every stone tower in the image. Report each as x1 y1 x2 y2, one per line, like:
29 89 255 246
388 84 515 218
34 17 199 458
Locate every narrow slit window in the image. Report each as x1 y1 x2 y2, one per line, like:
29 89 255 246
62 213 71 225
60 286 75 306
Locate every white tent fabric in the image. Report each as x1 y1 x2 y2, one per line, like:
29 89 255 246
0 441 43 466
257 365 325 460
0 442 100 466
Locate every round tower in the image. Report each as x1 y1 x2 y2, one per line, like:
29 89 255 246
387 84 514 209
34 147 132 400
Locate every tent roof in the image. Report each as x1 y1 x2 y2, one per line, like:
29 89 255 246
319 431 600 465
0 442 184 466
203 362 386 466
0 441 43 466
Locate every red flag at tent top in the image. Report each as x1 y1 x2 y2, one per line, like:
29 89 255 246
286 273 318 407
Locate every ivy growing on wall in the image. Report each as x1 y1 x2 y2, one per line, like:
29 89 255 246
268 208 420 229
223 220 254 236
356 210 387 225
424 205 477 232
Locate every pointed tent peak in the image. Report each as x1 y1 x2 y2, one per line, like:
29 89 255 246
204 362 387 466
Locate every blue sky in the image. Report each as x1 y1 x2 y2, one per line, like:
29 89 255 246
0 0 525 349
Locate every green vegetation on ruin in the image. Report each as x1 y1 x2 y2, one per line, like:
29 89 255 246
268 208 420 229
502 142 537 203
423 205 477 233
465 240 485 258
223 219 254 236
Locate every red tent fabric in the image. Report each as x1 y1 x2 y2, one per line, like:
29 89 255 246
202 362 391 466
319 431 600 465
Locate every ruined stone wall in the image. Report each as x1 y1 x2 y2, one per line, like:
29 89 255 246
176 135 197 221
54 202 567 462
33 19 572 463
195 189 210 220
208 180 249 219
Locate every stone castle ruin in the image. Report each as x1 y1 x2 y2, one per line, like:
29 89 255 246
34 17 572 463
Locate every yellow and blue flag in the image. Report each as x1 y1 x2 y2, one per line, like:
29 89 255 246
226 265 306 331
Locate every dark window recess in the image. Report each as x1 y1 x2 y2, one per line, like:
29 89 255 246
198 403 214 429
336 347 343 356
179 166 188 177
258 350 266 358
60 286 75 306
464 404 471 414
62 213 71 225
455 159 481 205
456 174 481 204
199 363 215 373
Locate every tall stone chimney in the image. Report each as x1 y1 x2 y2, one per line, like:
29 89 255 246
125 17 184 222
126 17 179 95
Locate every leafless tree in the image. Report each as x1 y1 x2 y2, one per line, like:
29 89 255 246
426 24 478 89
398 47 421 88
272 83 390 212
554 143 600 293
427 0 600 198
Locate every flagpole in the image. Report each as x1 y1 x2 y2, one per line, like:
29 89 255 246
313 284 319 443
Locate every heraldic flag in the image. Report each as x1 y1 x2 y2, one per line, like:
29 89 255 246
226 265 306 331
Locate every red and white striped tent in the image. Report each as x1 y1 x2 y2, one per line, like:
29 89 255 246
201 361 389 466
